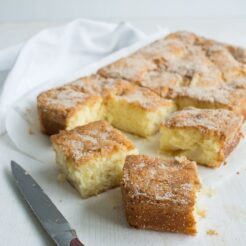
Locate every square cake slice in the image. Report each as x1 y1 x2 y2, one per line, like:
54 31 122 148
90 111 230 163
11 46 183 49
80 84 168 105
105 83 177 137
37 85 105 135
160 108 244 167
51 120 138 198
121 155 201 235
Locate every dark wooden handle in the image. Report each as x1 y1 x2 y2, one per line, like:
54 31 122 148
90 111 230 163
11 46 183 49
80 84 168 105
70 238 84 246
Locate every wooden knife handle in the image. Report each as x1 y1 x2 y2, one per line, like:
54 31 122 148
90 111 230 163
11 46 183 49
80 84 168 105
70 238 84 246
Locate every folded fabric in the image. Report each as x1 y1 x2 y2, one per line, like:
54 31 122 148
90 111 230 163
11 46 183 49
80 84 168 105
0 18 147 134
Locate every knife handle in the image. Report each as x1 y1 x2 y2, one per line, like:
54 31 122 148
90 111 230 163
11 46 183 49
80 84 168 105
70 238 84 246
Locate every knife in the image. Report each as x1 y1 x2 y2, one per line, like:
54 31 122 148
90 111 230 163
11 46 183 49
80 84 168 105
11 161 84 246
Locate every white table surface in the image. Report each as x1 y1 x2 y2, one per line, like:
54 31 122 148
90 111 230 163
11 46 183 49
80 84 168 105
1 18 246 246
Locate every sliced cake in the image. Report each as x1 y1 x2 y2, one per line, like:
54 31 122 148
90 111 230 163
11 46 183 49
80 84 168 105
51 120 138 198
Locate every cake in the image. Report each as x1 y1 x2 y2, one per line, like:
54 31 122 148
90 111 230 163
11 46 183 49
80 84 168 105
51 120 138 198
98 53 157 82
121 155 201 235
160 108 244 167
70 74 130 96
105 83 177 137
37 85 105 135
136 68 184 97
166 31 246 85
38 31 246 136
168 85 246 118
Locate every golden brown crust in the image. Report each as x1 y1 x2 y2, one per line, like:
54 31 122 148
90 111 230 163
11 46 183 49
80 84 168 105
106 82 176 112
162 107 243 141
98 53 157 82
140 32 224 88
37 85 101 135
51 120 136 165
137 68 184 97
223 131 243 158
38 31 246 136
150 31 246 88
121 155 201 235
70 74 132 96
168 85 246 118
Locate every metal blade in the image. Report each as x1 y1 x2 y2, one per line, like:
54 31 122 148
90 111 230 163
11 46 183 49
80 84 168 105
11 161 84 246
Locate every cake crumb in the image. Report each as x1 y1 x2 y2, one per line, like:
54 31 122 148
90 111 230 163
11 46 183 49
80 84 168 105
207 229 219 236
197 209 206 218
203 187 216 197
57 173 66 182
28 128 34 135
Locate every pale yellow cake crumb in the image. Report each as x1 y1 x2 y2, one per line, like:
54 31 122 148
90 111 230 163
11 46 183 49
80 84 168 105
197 209 207 218
203 188 216 198
207 229 219 236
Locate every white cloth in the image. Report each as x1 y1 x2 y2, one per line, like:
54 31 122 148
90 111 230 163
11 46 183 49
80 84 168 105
0 18 147 134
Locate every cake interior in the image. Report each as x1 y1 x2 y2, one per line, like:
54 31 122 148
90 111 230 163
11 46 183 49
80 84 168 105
106 96 176 137
53 143 137 198
66 99 105 130
160 127 223 167
176 97 225 111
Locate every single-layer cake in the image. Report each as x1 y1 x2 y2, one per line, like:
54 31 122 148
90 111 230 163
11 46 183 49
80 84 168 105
51 120 138 198
168 85 246 118
37 85 105 135
121 155 201 235
160 108 244 167
38 31 246 136
105 83 176 137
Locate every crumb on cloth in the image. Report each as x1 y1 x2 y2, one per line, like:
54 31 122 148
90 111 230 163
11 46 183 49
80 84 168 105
207 229 219 236
197 209 206 218
202 187 216 197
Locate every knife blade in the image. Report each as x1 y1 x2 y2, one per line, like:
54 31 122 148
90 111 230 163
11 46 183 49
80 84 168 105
11 161 84 246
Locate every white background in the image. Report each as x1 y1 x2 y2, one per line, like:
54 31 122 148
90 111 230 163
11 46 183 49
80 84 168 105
0 0 246 21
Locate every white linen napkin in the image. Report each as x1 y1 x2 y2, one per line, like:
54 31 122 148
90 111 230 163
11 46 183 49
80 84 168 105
0 18 147 134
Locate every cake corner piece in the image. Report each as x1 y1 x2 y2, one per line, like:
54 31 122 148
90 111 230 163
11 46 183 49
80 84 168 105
51 120 138 198
121 154 201 235
37 85 105 135
160 107 244 167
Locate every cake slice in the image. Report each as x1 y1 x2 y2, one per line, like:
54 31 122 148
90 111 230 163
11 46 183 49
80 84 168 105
121 155 201 235
37 85 105 135
160 108 244 167
169 85 246 118
105 83 177 137
51 120 138 198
